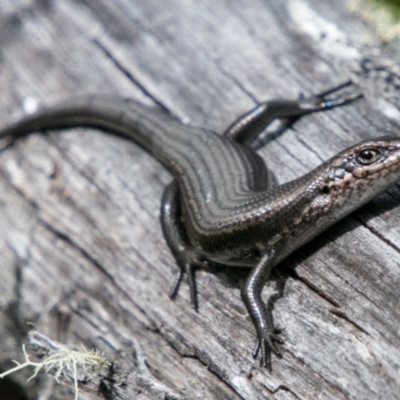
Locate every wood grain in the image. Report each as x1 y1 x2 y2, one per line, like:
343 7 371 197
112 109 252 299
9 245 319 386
1 0 400 399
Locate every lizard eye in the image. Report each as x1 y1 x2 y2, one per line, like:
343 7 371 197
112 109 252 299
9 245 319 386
356 148 380 165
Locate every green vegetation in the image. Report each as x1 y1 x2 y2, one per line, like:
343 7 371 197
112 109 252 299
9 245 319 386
349 0 400 40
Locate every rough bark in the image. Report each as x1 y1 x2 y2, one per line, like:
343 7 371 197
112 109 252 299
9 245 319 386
1 0 400 399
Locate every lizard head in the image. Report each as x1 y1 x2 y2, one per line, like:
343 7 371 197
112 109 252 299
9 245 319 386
318 136 400 212
272 135 400 264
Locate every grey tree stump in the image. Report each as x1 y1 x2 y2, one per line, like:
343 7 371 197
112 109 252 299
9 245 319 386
1 0 400 399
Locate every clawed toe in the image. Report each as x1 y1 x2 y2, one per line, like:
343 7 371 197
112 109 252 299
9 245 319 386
315 81 362 109
169 249 210 311
298 80 362 113
252 330 284 367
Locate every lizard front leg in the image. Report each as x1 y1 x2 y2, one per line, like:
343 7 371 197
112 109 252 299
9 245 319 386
241 251 283 367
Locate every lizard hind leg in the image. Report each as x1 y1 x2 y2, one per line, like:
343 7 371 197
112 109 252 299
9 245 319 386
161 181 210 311
223 80 362 149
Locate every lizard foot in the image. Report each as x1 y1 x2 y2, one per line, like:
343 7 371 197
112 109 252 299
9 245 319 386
169 249 210 311
299 80 363 112
253 328 284 368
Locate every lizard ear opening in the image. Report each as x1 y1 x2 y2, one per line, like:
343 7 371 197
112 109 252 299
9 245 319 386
252 249 261 259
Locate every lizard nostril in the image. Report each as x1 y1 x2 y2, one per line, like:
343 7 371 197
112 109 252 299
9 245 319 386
321 186 330 194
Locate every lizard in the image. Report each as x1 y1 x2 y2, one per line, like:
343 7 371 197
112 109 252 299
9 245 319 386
2 81 399 367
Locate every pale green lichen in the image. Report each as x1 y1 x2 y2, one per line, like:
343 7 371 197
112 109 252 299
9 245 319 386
0 344 111 400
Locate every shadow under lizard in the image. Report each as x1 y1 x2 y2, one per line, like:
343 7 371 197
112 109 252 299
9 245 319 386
2 81 400 367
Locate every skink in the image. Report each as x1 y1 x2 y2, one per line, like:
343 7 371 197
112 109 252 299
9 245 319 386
2 82 399 367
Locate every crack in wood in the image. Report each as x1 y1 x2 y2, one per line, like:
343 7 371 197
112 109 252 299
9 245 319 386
328 309 369 336
92 38 171 114
294 273 341 308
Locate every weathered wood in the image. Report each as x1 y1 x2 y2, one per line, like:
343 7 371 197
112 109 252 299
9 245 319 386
1 0 400 399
